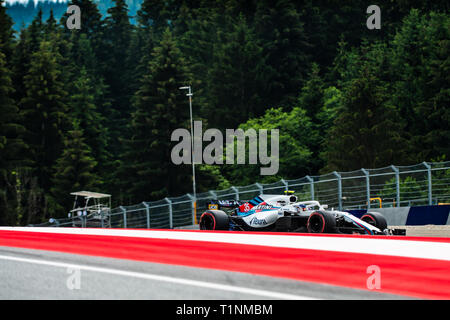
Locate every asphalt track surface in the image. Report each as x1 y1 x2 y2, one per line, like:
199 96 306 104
0 246 406 300
1 227 449 300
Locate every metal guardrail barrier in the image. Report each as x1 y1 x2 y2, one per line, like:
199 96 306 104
37 161 450 229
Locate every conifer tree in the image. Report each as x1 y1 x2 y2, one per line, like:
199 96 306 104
44 9 58 35
0 51 27 225
131 0 174 88
20 41 69 193
27 8 44 50
0 0 15 63
120 29 191 203
205 13 267 129
176 8 220 128
296 63 325 172
137 0 172 34
254 0 311 108
417 13 450 159
104 0 132 92
11 9 45 103
323 65 408 172
67 32 110 127
60 0 103 36
0 52 25 172
103 0 133 150
50 122 99 217
60 0 106 75
297 63 324 122
69 68 108 170
390 10 450 161
0 4 27 225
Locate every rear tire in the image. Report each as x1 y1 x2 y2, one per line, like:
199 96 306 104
199 210 230 230
361 212 388 230
307 210 336 233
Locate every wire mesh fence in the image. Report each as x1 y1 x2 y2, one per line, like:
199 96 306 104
36 161 450 229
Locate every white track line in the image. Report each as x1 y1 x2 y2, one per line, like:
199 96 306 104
1 227 450 261
0 254 316 300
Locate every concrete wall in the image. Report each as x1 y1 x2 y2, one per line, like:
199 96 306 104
347 205 450 226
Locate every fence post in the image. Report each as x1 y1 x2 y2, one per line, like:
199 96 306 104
164 198 173 229
391 165 400 207
306 175 314 200
120 206 127 228
281 179 289 192
143 202 150 229
423 162 432 205
362 168 370 209
186 194 196 225
231 186 239 200
333 171 342 210
255 183 263 195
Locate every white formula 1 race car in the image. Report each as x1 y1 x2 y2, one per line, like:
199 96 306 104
199 193 405 235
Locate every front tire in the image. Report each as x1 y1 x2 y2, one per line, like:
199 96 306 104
361 212 388 231
307 210 336 233
199 210 230 230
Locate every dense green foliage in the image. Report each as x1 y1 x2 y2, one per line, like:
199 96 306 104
119 29 192 203
0 0 448 224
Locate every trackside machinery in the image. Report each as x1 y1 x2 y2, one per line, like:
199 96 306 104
199 193 405 235
68 191 112 227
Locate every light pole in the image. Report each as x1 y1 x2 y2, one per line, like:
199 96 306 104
179 86 197 219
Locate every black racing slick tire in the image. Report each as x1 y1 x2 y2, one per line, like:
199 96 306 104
361 212 388 231
307 210 336 233
199 210 230 230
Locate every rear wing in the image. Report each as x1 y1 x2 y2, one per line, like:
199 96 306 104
207 199 244 210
